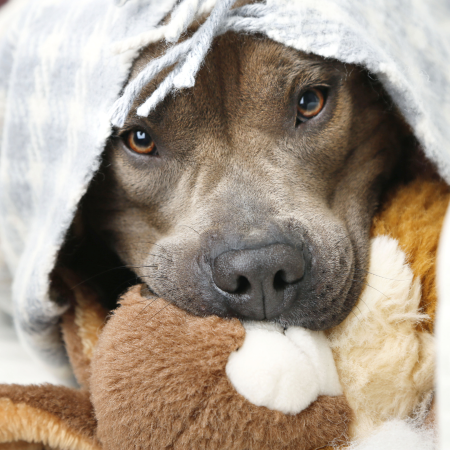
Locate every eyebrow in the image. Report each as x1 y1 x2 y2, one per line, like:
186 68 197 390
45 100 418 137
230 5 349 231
282 62 337 103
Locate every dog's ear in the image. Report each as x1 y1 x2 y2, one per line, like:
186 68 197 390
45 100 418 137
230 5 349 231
0 383 100 450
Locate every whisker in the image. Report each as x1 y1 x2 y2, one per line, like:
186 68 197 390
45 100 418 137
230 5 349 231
357 297 373 313
350 309 362 324
351 278 388 298
134 297 163 322
179 224 201 236
146 302 173 324
354 268 407 282
354 304 363 316
139 275 169 280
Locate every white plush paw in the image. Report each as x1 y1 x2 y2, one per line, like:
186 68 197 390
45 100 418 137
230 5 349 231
225 321 342 414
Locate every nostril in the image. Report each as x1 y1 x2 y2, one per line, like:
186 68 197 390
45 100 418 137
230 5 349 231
234 276 251 294
273 270 289 291
273 268 302 291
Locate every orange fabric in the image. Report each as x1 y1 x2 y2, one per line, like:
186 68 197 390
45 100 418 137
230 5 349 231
371 177 450 332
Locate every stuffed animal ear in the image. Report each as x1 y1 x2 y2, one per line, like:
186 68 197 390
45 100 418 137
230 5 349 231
0 383 99 450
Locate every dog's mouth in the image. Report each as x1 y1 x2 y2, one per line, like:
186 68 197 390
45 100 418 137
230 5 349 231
136 221 362 331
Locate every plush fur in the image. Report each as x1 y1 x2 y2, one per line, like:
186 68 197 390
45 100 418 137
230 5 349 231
0 442 45 449
0 384 99 450
90 285 351 450
62 310 92 391
60 272 107 390
0 175 446 449
346 420 436 450
371 177 450 332
328 235 435 440
326 175 450 443
226 322 342 414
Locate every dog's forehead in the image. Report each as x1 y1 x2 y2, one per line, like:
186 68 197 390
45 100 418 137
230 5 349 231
127 33 345 134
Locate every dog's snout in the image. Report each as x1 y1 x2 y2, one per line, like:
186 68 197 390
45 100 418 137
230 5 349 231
212 244 306 320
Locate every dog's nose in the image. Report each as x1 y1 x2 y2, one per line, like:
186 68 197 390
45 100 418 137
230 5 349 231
212 244 305 320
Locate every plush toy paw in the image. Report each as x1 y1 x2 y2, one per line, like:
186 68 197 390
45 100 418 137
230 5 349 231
226 322 342 414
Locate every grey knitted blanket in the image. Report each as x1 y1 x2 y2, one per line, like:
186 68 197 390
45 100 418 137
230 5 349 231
0 0 450 436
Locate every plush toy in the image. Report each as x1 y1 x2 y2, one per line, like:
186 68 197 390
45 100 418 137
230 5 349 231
0 283 352 450
0 173 447 450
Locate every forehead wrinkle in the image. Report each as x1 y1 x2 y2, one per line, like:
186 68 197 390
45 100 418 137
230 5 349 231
217 36 341 119
236 37 342 99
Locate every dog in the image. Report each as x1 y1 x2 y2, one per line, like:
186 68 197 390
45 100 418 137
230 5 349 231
57 29 414 331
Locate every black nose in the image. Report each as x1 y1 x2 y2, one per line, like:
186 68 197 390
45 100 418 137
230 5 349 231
212 244 305 320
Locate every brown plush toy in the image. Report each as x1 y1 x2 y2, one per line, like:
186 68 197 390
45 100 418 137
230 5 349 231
0 173 447 450
0 280 352 450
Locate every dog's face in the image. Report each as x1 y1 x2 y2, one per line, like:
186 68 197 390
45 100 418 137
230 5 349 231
84 32 409 330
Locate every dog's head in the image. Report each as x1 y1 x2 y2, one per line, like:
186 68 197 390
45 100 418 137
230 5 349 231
82 32 411 329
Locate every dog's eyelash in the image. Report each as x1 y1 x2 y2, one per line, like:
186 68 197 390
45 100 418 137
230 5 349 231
116 125 138 137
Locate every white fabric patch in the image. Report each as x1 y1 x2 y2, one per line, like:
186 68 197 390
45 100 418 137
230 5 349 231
225 321 342 414
346 420 436 450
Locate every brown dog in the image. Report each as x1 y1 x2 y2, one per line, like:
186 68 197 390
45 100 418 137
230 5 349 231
59 30 413 331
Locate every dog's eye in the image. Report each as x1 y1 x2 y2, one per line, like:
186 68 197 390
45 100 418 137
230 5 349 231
126 130 158 155
297 88 325 122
